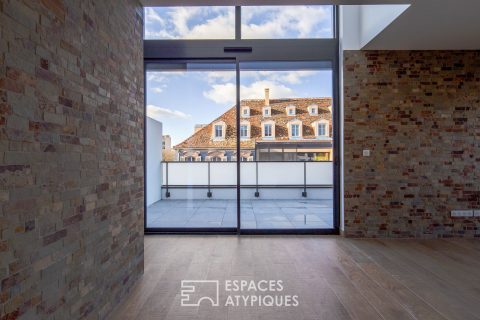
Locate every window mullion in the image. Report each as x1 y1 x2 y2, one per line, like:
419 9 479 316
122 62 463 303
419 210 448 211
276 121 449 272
235 6 241 40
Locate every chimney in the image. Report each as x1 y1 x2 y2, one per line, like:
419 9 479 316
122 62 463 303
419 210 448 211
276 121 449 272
264 88 270 106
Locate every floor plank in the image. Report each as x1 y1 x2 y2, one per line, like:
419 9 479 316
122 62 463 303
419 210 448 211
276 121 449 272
110 236 480 320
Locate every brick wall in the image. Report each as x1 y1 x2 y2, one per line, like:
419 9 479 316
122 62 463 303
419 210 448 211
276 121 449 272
344 50 480 238
0 0 144 318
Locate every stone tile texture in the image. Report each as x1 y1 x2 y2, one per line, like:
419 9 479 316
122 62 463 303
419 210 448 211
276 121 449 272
344 50 480 238
0 0 144 318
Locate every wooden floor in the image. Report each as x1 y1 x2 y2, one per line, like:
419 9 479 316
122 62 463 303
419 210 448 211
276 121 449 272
111 236 480 320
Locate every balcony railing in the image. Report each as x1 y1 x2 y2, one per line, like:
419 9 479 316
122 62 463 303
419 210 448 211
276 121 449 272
161 161 333 200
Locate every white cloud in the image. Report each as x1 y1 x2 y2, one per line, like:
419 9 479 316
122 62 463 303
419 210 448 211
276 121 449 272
205 71 236 84
145 7 234 40
182 9 234 39
203 83 236 104
145 6 331 40
147 105 192 121
256 71 319 84
242 6 331 39
204 80 295 105
145 7 165 24
147 73 171 94
147 73 166 83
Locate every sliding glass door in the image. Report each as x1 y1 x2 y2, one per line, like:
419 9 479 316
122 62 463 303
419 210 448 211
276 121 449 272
239 61 334 230
145 61 238 231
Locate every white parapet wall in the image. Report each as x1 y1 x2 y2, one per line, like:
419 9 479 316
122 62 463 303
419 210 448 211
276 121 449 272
161 161 333 200
146 117 163 206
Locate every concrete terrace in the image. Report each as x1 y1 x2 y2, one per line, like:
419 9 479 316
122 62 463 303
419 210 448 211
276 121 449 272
146 199 333 229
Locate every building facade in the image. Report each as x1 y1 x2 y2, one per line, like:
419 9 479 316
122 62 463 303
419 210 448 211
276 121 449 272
174 89 333 162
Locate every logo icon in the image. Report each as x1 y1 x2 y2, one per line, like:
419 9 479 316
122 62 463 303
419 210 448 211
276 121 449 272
180 280 220 307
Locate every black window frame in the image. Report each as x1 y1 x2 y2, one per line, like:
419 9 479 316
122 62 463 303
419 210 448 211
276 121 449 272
144 5 340 235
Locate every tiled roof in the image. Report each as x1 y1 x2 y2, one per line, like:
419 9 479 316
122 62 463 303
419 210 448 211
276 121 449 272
174 97 332 150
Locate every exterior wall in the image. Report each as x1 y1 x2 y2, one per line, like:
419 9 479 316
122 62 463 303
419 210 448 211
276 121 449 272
162 135 171 150
344 50 480 238
0 0 144 318
147 118 162 206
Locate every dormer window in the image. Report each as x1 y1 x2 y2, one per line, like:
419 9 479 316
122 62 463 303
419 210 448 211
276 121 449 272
291 124 300 137
264 124 272 137
312 120 330 138
263 106 271 117
318 123 326 136
286 105 296 116
212 121 226 140
240 125 248 138
261 120 275 139
241 106 250 118
240 120 251 140
288 119 302 139
215 125 223 137
309 104 318 115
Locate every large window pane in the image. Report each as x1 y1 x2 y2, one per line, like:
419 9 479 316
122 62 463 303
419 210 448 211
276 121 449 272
144 6 235 39
239 61 334 230
242 6 334 39
145 62 237 229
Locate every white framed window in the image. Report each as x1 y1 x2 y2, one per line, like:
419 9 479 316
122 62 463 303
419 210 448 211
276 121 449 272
318 123 326 136
312 120 329 138
263 106 271 117
288 119 302 138
212 121 226 140
240 125 248 138
240 120 250 139
214 125 223 137
241 106 250 117
291 124 300 137
261 120 275 139
286 105 296 116
264 124 272 137
309 104 318 115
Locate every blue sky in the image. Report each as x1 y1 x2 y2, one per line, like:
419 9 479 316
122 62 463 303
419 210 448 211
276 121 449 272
144 6 334 146
144 6 333 39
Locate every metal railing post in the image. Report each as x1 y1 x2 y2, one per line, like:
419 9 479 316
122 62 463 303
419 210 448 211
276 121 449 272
207 162 212 198
165 162 170 198
302 162 307 197
255 161 259 197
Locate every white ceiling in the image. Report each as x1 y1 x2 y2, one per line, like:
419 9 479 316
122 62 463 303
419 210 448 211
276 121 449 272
140 0 480 50
362 0 480 49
